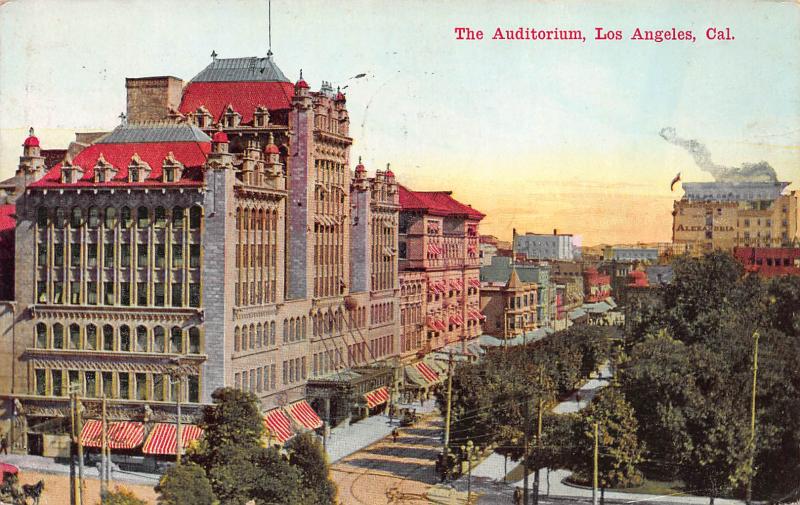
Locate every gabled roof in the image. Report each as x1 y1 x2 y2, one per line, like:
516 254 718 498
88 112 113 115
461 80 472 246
30 124 210 189
398 185 484 220
190 56 290 83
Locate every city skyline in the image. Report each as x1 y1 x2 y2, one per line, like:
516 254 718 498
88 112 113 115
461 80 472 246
1 0 799 245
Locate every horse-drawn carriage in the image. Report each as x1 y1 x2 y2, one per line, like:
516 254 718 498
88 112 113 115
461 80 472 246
0 464 44 505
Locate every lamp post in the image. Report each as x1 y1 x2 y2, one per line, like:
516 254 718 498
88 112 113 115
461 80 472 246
168 357 190 465
461 440 477 503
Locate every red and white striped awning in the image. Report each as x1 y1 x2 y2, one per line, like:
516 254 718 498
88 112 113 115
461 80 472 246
426 317 438 330
449 315 464 326
286 400 323 430
428 282 441 295
449 279 464 291
429 243 443 256
364 386 390 409
468 278 481 289
264 408 294 444
142 423 204 455
415 362 440 384
80 420 144 449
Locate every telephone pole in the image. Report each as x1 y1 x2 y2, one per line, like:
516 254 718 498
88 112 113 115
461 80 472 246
101 395 109 498
533 370 544 505
442 352 454 480
523 398 531 505
69 386 85 505
592 422 599 505
746 331 759 505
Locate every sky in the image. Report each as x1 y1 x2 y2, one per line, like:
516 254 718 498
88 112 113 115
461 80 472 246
1 0 799 245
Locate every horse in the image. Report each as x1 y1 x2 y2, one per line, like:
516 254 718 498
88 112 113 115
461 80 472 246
22 480 44 505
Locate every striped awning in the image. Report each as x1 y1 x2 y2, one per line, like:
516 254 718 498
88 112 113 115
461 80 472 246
80 420 144 449
264 408 294 444
364 386 390 409
415 362 440 384
469 278 481 289
449 315 464 326
429 243 443 256
142 423 204 455
426 317 438 331
286 400 323 430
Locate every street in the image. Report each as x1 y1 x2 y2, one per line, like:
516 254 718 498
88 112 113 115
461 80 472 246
331 414 443 505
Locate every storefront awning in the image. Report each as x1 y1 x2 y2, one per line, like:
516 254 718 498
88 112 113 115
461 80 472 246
404 365 429 388
468 278 481 289
264 408 294 444
416 362 440 384
286 400 323 430
142 423 204 455
80 420 144 449
364 386 390 409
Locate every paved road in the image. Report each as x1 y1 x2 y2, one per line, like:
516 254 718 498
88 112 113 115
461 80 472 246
331 414 443 505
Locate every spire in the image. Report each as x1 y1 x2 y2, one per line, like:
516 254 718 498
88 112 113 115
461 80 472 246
506 265 522 289
211 50 218 61
507 227 522 289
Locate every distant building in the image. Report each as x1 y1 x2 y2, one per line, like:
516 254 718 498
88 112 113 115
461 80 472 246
515 229 577 261
582 267 612 303
603 247 658 262
478 235 499 267
480 267 538 339
673 181 799 252
481 256 556 327
733 247 800 277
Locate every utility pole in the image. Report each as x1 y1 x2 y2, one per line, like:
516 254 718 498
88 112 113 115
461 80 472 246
176 377 183 465
442 352 454 481
69 391 77 505
523 398 531 505
592 422 599 505
746 331 759 505
533 368 544 505
101 395 108 498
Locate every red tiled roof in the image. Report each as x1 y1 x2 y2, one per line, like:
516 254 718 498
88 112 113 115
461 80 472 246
398 185 484 220
30 141 210 189
178 81 296 124
0 205 15 234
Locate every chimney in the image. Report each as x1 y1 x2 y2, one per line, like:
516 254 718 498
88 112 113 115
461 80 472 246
553 228 558 235
126 76 184 123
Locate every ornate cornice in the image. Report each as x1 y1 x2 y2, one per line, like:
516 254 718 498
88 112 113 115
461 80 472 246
30 304 203 323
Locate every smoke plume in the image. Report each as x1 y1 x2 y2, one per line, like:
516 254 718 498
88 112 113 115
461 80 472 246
659 127 778 183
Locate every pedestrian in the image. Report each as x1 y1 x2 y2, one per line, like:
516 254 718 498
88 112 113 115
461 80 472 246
513 486 522 505
391 428 399 443
576 392 581 406
0 432 7 455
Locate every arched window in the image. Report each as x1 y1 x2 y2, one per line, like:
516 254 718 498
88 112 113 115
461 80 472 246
170 326 183 353
289 318 295 341
120 207 132 229
283 319 288 343
302 316 307 339
87 207 100 228
172 207 184 228
189 327 201 354
102 324 114 351
234 327 241 352
270 321 276 345
53 323 64 349
54 208 65 229
189 206 202 230
36 323 47 348
136 326 148 352
153 326 165 353
249 324 255 349
119 325 131 351
70 207 83 228
154 207 166 228
86 324 97 350
104 207 117 229
137 206 149 228
257 324 263 347
69 323 81 349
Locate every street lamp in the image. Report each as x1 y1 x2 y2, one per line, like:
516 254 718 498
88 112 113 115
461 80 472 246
460 440 477 503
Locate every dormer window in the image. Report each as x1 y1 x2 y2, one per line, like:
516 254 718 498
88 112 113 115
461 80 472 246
93 154 116 183
127 153 151 183
254 107 270 127
223 105 241 128
60 158 83 184
129 167 139 182
161 152 184 183
193 106 212 128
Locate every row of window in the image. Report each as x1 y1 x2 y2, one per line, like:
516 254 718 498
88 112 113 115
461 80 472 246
283 357 307 385
234 322 277 352
234 280 278 306
36 280 201 307
35 323 202 354
37 206 202 230
401 330 425 354
34 369 200 403
400 305 423 326
370 302 394 325
39 242 201 270
234 364 277 394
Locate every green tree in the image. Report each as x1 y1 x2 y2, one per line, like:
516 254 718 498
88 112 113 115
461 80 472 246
572 388 644 488
155 462 216 505
99 486 148 505
286 431 338 505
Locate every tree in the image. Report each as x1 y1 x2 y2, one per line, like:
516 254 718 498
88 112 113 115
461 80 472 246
572 388 644 488
99 486 148 505
155 462 216 505
286 431 338 505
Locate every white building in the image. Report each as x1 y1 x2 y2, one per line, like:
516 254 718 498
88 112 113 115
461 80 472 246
515 230 576 261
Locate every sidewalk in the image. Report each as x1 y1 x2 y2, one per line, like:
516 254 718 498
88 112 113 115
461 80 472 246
325 399 439 463
0 453 161 486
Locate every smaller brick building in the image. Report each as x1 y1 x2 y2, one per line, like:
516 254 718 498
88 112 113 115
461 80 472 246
734 247 800 277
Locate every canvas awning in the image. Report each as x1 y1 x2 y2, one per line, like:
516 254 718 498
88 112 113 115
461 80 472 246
142 423 204 455
468 278 481 289
264 408 294 444
404 365 429 388
80 420 144 449
286 400 323 430
364 386 390 409
416 362 440 384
